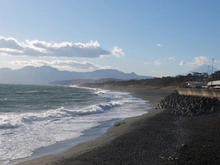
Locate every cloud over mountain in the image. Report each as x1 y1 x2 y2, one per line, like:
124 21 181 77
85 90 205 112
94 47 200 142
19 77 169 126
11 60 111 71
189 56 210 67
179 56 211 67
0 36 125 58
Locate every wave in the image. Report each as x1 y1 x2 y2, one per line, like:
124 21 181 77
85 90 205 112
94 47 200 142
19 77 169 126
0 86 150 165
73 86 109 95
0 122 19 129
16 90 38 94
82 101 122 114
0 98 7 101
15 90 51 95
0 101 122 130
0 114 22 129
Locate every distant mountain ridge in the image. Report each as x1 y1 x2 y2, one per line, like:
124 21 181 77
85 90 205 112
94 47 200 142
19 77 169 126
0 66 152 84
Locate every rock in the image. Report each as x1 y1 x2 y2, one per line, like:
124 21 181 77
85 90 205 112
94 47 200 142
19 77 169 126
156 91 220 116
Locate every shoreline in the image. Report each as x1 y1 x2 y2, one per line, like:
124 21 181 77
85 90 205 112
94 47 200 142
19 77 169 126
8 119 119 165
14 87 173 165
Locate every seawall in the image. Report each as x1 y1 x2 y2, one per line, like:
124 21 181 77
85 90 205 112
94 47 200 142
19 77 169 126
177 88 220 100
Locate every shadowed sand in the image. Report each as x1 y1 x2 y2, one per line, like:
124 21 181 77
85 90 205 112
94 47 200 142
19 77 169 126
15 87 220 165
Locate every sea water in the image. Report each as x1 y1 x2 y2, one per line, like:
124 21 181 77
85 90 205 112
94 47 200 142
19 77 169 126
0 84 150 165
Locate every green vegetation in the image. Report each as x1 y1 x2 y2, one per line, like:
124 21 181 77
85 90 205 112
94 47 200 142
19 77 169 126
86 71 220 88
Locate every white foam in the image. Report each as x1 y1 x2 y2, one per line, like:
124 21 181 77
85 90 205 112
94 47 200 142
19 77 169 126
1 88 150 165
0 98 7 101
15 90 38 94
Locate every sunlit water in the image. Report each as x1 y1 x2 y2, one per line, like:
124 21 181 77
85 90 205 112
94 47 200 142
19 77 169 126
0 84 150 165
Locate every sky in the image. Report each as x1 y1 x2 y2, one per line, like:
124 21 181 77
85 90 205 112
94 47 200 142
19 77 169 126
0 0 220 77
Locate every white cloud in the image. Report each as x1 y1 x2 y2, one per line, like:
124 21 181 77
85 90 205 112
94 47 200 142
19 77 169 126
0 36 125 58
179 56 209 67
179 56 211 67
111 46 125 57
179 60 186 66
0 37 24 50
157 43 162 47
189 56 209 67
145 59 168 66
154 59 162 65
168 56 175 60
144 61 151 65
0 48 23 54
11 60 111 71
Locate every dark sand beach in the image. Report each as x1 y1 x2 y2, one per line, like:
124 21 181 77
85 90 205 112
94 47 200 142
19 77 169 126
16 87 220 165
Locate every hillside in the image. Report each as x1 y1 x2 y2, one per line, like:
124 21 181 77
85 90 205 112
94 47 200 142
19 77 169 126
0 66 152 84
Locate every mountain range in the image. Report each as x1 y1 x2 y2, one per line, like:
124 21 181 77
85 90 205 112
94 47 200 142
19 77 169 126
0 66 152 84
0 65 218 85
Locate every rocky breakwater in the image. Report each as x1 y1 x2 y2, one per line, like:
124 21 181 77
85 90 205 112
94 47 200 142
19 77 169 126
157 91 220 116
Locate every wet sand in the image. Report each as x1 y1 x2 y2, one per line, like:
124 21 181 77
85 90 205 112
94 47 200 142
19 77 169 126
16 87 220 165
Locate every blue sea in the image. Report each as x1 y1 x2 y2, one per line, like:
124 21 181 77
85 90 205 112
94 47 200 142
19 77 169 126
0 84 150 165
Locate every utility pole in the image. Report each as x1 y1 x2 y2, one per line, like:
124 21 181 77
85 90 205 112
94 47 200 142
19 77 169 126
207 65 209 76
211 58 214 86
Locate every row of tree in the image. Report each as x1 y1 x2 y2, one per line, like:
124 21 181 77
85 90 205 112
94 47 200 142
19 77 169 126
88 71 220 88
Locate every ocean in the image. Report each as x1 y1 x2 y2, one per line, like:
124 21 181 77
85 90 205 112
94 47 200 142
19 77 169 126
0 84 150 165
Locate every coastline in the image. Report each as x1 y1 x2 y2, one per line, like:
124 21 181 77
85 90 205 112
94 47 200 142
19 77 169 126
14 86 173 165
9 119 119 165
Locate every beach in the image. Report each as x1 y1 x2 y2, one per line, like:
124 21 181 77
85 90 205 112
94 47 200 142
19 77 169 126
15 87 220 165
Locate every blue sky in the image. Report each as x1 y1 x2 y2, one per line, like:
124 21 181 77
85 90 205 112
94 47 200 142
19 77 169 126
0 0 219 77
